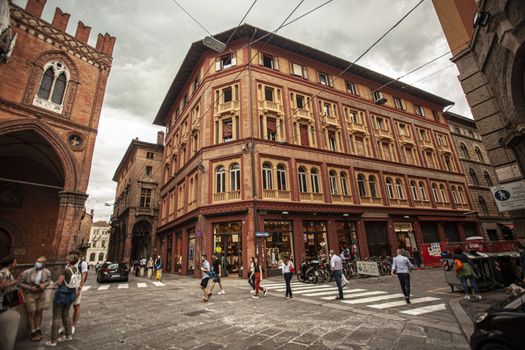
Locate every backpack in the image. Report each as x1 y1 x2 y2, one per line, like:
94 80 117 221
65 266 81 289
453 258 463 272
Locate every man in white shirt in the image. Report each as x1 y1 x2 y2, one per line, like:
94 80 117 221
330 250 344 300
391 249 414 304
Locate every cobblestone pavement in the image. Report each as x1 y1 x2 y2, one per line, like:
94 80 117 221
15 269 475 350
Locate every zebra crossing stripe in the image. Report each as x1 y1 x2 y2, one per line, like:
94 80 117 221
81 286 91 292
341 293 404 305
368 297 440 309
97 285 110 291
117 283 129 289
137 283 147 288
321 291 387 300
274 285 332 292
302 288 366 297
400 303 447 315
152 281 165 286
263 283 304 289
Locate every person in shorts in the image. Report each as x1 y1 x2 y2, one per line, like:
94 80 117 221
19 256 51 342
209 254 225 295
200 255 211 302
72 254 88 335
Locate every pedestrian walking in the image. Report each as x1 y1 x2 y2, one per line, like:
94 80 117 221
391 249 414 304
19 256 51 342
413 248 422 268
45 253 81 347
281 255 294 299
453 247 482 300
147 257 154 279
154 255 163 281
0 256 22 350
209 254 225 295
251 256 267 299
248 257 256 294
200 255 211 302
72 254 88 335
330 250 344 300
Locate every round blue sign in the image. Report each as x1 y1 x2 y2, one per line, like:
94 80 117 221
494 190 511 201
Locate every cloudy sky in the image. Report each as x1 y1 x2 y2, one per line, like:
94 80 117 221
13 0 471 221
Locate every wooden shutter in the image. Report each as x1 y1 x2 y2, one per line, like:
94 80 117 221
273 57 279 71
231 54 236 66
215 59 221 72
258 52 264 65
300 124 309 146
302 66 308 80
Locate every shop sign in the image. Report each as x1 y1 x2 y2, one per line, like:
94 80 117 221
491 180 525 212
255 231 270 237
428 243 441 257
356 261 380 276
394 223 413 232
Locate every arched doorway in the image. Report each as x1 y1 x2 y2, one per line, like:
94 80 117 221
0 129 65 262
131 221 151 262
0 228 11 259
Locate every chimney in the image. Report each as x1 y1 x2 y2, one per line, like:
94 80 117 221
75 21 91 44
51 7 70 32
157 131 165 145
25 0 46 18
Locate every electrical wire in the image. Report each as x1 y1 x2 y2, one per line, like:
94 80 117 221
169 0 213 36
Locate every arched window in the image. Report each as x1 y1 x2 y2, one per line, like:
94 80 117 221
475 147 484 162
431 183 440 203
385 177 394 199
395 179 404 199
36 61 69 105
98 252 104 262
311 168 320 193
479 196 489 215
459 143 469 159
410 180 418 200
89 253 96 262
469 168 479 186
262 163 273 190
458 187 466 204
451 186 459 204
215 166 225 193
419 182 428 201
298 167 308 193
230 164 240 191
357 174 367 197
329 170 338 195
340 172 349 196
439 184 448 203
276 164 287 191
484 171 493 187
368 175 378 198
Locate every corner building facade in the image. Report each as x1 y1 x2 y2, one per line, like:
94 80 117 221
0 0 115 268
154 25 479 277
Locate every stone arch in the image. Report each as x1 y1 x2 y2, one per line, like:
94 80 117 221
0 119 78 190
0 218 23 259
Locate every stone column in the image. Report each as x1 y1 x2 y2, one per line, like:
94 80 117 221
356 219 369 259
54 191 89 261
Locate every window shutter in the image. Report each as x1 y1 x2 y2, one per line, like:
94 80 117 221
258 52 264 66
215 60 221 72
231 55 236 66
302 66 308 80
273 57 279 71
401 99 407 110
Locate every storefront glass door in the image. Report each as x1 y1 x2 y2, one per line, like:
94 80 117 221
336 221 358 259
395 223 416 253
303 221 328 260
264 220 294 275
174 232 182 273
188 232 195 272
213 222 242 276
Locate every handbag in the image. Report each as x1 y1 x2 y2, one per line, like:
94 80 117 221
3 288 25 307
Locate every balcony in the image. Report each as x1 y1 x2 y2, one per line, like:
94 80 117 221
455 203 471 210
215 100 240 116
359 196 383 205
438 143 452 154
213 190 241 202
136 207 155 217
300 192 324 201
374 128 392 140
294 108 313 122
258 100 283 114
436 201 452 209
177 207 185 215
419 139 434 150
346 122 367 135
262 189 291 200
414 200 431 208
389 198 409 206
398 134 415 145
188 200 197 211
320 114 340 128
332 194 352 203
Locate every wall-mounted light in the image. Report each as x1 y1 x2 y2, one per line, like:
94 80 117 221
403 215 410 219
342 213 349 217
281 211 289 215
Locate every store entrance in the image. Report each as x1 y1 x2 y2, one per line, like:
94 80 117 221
264 220 294 276
395 222 417 253
213 222 242 277
303 221 328 261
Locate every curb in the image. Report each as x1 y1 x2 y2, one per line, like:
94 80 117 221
448 297 473 342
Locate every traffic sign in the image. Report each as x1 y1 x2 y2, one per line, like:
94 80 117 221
491 180 525 212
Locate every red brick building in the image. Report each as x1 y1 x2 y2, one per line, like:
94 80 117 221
0 0 115 268
153 24 479 277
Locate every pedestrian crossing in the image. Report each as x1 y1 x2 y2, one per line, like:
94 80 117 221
261 282 447 316
81 281 165 292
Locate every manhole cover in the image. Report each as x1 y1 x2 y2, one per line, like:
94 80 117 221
184 310 208 317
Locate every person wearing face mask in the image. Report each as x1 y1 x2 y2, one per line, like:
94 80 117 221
20 256 51 342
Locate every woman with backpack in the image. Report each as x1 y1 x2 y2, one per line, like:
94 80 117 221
453 247 481 300
45 254 81 347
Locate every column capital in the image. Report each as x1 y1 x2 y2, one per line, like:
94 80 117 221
58 191 88 208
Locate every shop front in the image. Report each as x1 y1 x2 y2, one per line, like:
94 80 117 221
213 221 242 277
365 221 389 257
303 221 328 260
188 228 196 274
264 220 294 276
394 222 417 253
336 221 358 259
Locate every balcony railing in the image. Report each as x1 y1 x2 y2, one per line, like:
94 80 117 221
436 201 451 209
359 196 383 205
438 143 452 154
300 192 324 201
320 114 340 127
262 189 291 200
136 207 155 216
413 200 431 208
419 139 434 150
331 194 352 203
389 198 409 206
294 108 313 122
216 100 240 115
346 122 367 134
188 200 197 211
213 190 241 202
375 128 392 140
455 203 471 210
398 134 414 145
258 100 283 113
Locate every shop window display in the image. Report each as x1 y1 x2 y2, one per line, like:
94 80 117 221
213 222 242 275
264 221 294 273
303 221 328 260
